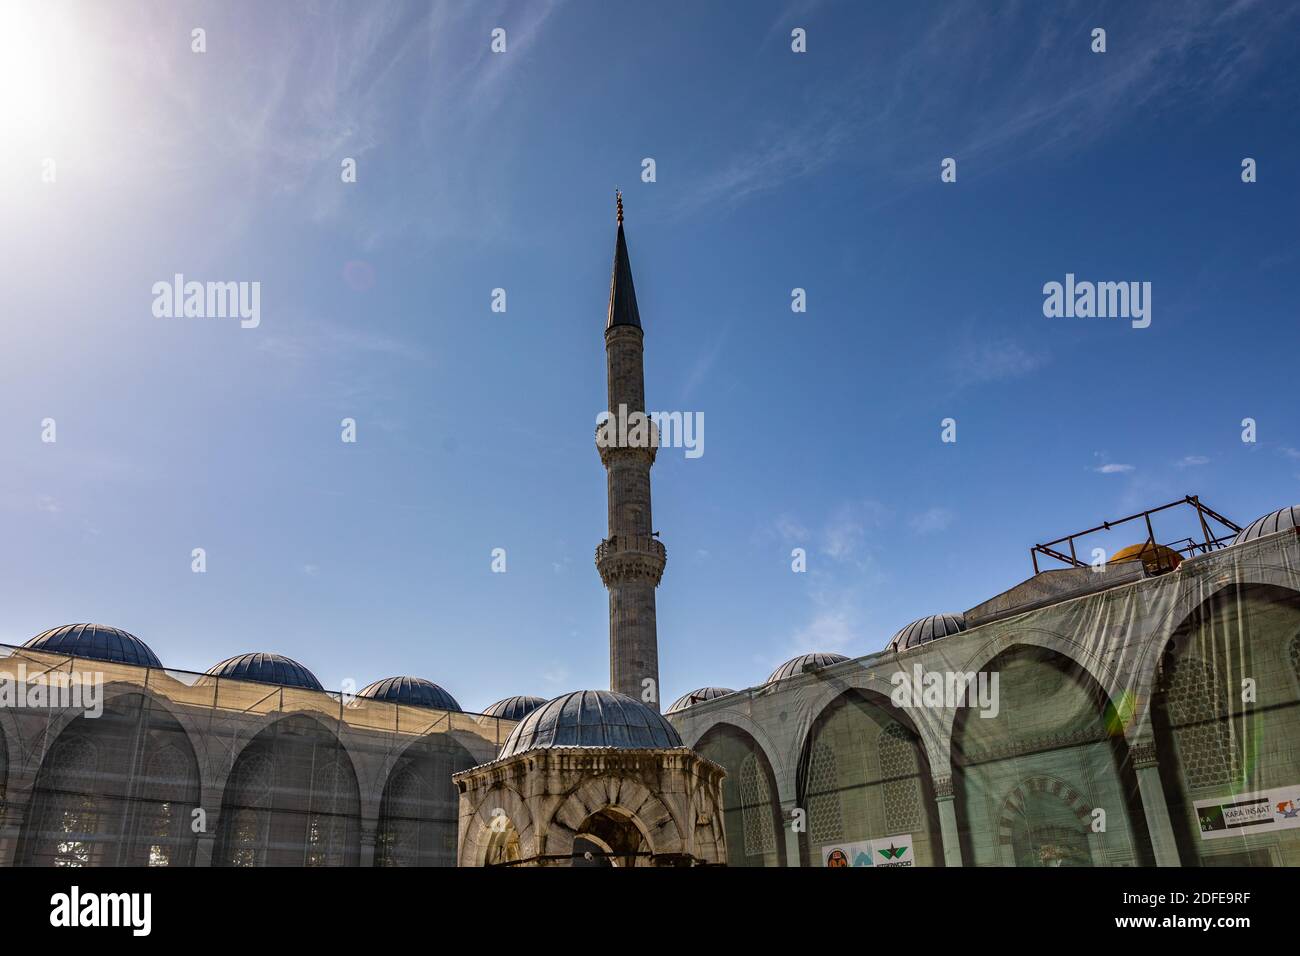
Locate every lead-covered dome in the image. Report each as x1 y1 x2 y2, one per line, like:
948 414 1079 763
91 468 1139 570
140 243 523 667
767 652 849 684
24 624 162 668
666 687 736 714
482 695 546 721
888 613 966 652
358 676 461 712
204 653 322 691
497 690 681 759
1231 505 1300 547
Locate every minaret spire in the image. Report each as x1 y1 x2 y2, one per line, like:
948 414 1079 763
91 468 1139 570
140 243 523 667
596 196 664 709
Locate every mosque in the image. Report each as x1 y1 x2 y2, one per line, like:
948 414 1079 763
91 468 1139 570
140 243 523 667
0 201 1298 867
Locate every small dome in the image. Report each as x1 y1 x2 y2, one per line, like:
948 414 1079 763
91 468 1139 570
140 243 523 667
358 676 461 712
766 653 849 684
666 687 736 714
204 653 322 691
24 624 162 668
482 695 547 721
1109 542 1182 574
1231 505 1300 547
888 614 966 652
497 690 681 759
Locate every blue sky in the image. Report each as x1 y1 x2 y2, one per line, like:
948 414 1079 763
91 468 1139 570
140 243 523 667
1 0 1298 711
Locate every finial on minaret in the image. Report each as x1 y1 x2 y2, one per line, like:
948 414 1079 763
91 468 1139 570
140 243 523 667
616 189 623 225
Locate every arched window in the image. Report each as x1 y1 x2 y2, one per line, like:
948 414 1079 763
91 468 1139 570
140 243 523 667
806 741 843 843
1006 784 1093 867
215 717 360 867
40 735 100 867
19 695 200 867
694 724 785 866
738 753 777 856
878 723 922 834
374 735 474 867
134 743 199 866
222 752 273 867
1160 655 1237 791
376 766 426 866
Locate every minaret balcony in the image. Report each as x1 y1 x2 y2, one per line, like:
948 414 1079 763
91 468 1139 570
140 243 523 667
595 534 667 587
595 420 658 467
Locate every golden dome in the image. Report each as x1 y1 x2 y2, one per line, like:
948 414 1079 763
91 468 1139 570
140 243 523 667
1109 542 1182 574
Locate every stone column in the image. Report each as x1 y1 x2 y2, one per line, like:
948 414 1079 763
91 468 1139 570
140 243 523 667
1130 739 1181 866
360 823 378 867
780 800 803 867
933 774 964 867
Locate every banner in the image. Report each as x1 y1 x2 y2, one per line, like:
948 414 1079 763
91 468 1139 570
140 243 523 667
821 834 915 867
1195 785 1300 839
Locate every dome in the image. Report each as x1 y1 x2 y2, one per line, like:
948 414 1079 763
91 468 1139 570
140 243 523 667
24 624 162 668
482 695 547 721
888 613 966 652
358 676 461 712
497 690 682 759
1108 541 1182 574
766 652 849 684
204 653 322 691
1231 505 1300 547
666 687 736 714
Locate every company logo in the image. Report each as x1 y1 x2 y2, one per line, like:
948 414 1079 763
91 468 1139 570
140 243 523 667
878 842 909 861
49 887 151 936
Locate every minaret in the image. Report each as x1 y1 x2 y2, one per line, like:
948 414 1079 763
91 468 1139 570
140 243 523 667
596 192 665 709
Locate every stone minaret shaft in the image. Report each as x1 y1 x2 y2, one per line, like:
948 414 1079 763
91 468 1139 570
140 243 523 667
596 193 665 710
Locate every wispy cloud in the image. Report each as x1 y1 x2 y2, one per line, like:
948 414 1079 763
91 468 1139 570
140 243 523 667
909 507 954 535
1176 455 1210 468
683 0 1299 214
1093 463 1135 475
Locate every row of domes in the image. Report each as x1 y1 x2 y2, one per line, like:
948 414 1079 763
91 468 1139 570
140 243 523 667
19 624 541 719
669 503 1300 713
18 505 1300 722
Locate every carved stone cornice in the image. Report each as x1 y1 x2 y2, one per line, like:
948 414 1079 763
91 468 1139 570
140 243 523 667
932 774 954 799
596 534 667 587
595 421 658 467
1130 740 1160 769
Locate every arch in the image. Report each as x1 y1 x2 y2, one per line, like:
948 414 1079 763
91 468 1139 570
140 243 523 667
997 775 1096 867
677 709 793 804
943 624 1124 753
950 643 1147 867
459 783 536 867
16 692 201 866
694 722 785 867
543 782 681 866
373 731 477 867
1129 556 1300 733
212 713 361 866
571 806 653 867
796 686 944 867
1149 581 1300 866
21 681 209 789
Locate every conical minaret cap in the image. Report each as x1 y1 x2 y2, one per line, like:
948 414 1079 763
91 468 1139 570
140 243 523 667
606 191 642 330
